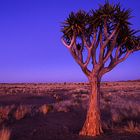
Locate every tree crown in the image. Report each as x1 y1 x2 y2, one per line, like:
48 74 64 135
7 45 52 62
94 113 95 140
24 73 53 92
61 1 140 79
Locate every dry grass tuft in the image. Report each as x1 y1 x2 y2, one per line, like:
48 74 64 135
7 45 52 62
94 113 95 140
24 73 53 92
39 104 53 115
53 99 80 112
124 121 140 133
0 105 16 123
0 106 12 120
14 105 31 120
0 128 11 140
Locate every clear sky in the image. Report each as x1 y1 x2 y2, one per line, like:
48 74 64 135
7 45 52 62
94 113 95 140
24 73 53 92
0 0 140 83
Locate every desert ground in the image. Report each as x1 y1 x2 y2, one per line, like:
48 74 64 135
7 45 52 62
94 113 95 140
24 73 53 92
0 81 140 140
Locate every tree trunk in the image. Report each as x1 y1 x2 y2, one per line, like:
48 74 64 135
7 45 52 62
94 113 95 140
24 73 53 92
79 76 103 136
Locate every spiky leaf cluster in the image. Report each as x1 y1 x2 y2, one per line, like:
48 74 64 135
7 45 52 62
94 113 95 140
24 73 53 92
61 1 140 51
61 10 89 39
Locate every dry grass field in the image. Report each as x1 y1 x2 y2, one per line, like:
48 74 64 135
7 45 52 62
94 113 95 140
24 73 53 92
0 81 140 140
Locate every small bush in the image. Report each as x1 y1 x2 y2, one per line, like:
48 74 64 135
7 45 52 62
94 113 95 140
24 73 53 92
14 105 31 120
0 128 11 140
0 105 15 122
124 121 140 133
39 104 53 115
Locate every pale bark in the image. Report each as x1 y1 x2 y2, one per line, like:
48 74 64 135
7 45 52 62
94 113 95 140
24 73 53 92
79 76 103 136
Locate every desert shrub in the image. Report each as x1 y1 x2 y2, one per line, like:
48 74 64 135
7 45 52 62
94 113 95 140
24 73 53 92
111 107 140 124
53 100 79 112
14 105 31 120
124 121 140 133
0 105 16 122
39 104 53 115
0 107 10 121
0 128 11 140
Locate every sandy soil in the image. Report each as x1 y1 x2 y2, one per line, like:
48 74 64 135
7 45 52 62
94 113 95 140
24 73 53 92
0 81 140 140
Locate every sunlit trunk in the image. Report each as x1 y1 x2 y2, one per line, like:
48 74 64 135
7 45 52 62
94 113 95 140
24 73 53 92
79 76 103 136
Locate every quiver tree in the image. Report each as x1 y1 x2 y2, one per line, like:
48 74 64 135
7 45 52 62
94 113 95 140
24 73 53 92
61 2 140 137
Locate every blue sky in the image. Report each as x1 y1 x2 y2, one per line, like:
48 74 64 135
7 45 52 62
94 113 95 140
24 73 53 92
0 0 140 82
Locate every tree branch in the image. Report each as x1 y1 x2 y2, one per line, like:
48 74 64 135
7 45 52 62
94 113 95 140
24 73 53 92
91 29 101 65
117 49 132 63
91 28 97 49
78 39 84 63
104 18 108 39
98 24 119 65
69 48 91 76
84 47 92 67
115 45 122 59
103 32 119 63
102 24 119 50
132 44 140 52
100 49 132 76
61 35 75 49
